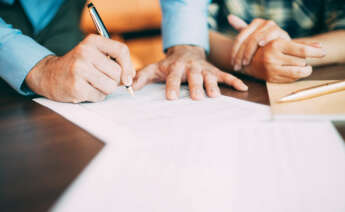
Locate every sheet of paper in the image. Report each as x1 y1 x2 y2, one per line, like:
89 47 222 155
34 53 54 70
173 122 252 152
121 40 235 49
33 84 345 212
267 81 345 120
34 84 271 143
50 121 345 212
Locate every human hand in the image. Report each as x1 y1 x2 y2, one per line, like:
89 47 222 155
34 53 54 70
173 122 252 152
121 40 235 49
243 38 326 82
228 15 291 71
25 34 135 103
133 45 248 100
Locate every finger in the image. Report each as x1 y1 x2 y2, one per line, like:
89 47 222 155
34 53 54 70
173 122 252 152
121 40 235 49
85 85 107 102
237 22 273 67
218 72 248 91
187 66 205 100
133 63 161 91
257 26 290 47
280 39 326 58
280 54 307 66
83 64 118 95
86 35 135 86
231 19 264 66
227 15 248 31
203 73 221 98
242 26 289 66
233 42 246 71
89 49 122 84
272 65 313 79
294 40 323 48
79 80 106 103
165 62 185 100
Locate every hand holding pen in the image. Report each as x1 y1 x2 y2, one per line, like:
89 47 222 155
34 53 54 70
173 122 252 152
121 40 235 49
88 1 135 96
25 3 135 103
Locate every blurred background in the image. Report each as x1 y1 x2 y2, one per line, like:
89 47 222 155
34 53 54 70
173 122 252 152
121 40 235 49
81 0 165 70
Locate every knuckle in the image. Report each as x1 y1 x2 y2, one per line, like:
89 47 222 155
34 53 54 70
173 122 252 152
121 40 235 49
204 73 217 81
70 60 83 76
298 47 308 56
266 20 276 26
84 34 98 44
75 44 92 58
118 43 129 55
269 39 282 49
171 60 184 69
253 18 264 24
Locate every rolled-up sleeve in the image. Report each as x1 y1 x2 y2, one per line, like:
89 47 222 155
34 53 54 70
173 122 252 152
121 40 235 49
0 18 53 95
161 0 211 52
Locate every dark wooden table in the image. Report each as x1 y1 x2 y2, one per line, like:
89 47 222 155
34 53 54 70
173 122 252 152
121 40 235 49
0 65 344 212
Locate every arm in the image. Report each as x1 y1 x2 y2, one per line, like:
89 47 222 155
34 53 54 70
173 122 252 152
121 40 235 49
208 29 325 83
208 30 345 71
295 30 345 66
161 0 210 52
0 17 135 102
208 30 234 72
300 0 345 66
0 18 53 95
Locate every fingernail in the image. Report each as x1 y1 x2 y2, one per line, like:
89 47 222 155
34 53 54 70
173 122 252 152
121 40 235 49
126 75 133 86
243 59 249 66
259 40 265 46
168 91 177 100
210 88 220 97
194 90 204 99
240 84 248 91
234 64 240 71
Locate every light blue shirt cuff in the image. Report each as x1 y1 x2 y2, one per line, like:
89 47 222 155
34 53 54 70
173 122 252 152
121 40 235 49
0 32 53 96
161 1 210 53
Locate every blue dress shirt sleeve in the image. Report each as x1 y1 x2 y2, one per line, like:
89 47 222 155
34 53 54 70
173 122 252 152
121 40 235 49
160 0 211 53
0 18 53 95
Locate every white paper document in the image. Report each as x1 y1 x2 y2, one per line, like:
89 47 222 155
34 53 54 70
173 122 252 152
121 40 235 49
51 121 345 212
34 84 271 143
33 84 345 212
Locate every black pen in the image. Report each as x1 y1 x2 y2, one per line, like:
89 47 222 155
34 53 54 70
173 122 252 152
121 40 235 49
87 1 134 96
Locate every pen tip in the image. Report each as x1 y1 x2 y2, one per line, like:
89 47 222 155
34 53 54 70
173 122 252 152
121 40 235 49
128 87 135 97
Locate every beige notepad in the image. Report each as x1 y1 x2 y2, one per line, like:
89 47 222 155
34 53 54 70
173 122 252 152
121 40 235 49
267 80 345 120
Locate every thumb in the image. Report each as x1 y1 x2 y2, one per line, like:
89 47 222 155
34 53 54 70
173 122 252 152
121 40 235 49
132 63 161 91
227 15 248 32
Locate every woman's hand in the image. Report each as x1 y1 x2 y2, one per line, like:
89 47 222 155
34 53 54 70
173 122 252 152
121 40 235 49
228 15 291 71
243 38 325 82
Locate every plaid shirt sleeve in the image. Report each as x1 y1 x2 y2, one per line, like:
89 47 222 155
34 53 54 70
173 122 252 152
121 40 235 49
324 0 345 31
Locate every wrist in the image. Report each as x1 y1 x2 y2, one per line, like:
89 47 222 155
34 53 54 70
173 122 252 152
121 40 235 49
25 55 57 97
167 45 206 59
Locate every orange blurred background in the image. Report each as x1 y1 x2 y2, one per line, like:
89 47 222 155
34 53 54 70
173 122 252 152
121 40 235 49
80 0 165 70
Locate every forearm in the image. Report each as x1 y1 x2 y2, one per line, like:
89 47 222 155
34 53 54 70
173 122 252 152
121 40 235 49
161 0 210 52
0 18 53 95
208 30 235 72
294 30 345 66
